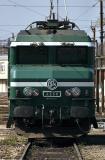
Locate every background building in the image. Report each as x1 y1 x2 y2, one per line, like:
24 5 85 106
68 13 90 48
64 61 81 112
0 40 8 93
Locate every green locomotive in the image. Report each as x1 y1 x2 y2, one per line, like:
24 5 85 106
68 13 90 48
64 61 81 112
7 17 97 134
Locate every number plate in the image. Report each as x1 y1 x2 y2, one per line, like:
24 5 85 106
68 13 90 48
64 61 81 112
43 91 61 97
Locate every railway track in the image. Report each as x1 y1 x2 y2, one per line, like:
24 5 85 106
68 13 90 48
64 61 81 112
20 138 83 160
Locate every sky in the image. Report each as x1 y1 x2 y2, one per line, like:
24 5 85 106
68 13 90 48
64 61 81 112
0 0 104 42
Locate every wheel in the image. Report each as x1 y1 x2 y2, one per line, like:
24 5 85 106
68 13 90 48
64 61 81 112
14 118 31 134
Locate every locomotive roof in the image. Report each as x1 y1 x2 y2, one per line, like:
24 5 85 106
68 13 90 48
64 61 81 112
16 29 91 42
16 20 91 42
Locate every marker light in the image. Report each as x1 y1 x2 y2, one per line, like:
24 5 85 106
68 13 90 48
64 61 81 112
71 87 81 97
33 89 39 96
65 89 72 96
23 87 33 97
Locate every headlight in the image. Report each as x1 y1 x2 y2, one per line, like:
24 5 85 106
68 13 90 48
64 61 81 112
71 87 81 97
65 89 72 96
23 87 33 96
33 89 39 96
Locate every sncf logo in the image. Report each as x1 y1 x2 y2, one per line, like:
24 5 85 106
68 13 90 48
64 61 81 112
47 79 58 90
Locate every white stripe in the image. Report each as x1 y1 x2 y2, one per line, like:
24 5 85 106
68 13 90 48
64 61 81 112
11 42 94 47
10 82 94 87
10 82 47 87
58 82 94 87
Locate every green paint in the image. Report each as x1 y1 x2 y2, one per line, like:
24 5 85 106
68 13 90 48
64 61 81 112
10 65 93 80
16 34 91 42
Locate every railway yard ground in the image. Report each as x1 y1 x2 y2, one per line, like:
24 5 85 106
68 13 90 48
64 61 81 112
0 125 105 160
0 125 27 160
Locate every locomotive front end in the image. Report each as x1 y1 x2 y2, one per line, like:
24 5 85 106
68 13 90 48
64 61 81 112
7 19 97 134
7 41 97 132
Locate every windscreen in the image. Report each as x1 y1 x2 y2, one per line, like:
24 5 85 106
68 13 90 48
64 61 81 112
15 46 89 65
16 46 48 64
56 46 87 65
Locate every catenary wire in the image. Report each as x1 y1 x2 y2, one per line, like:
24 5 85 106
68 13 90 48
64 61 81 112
0 4 102 8
74 1 100 21
0 0 101 40
7 0 46 17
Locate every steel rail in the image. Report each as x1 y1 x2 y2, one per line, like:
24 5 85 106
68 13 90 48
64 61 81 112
19 138 84 160
19 142 31 160
73 142 83 160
